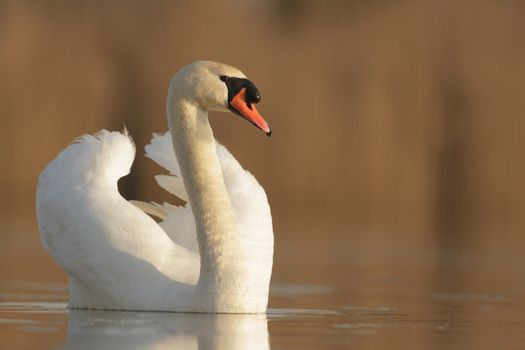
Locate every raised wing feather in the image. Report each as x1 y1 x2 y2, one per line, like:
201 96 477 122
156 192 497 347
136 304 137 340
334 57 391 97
145 132 188 202
36 130 199 309
142 131 274 283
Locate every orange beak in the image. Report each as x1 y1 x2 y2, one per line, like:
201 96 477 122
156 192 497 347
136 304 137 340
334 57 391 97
230 87 272 137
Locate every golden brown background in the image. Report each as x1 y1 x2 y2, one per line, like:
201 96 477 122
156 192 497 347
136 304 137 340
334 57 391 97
1 0 524 283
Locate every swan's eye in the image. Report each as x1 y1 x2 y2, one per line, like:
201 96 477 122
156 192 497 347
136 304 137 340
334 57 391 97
220 75 230 83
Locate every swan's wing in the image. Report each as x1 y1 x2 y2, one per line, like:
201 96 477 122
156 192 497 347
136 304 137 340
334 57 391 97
145 132 188 201
143 132 273 298
215 141 273 245
143 132 198 252
215 141 274 302
36 130 199 309
143 131 273 308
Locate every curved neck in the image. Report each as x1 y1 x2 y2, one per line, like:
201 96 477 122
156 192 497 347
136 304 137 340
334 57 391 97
168 97 244 280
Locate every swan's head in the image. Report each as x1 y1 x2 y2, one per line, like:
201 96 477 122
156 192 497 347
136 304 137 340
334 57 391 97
169 60 271 136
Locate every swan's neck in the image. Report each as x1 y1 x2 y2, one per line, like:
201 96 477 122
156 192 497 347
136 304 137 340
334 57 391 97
168 97 245 284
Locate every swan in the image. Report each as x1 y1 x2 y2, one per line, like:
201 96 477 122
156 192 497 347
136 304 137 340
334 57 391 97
36 60 274 313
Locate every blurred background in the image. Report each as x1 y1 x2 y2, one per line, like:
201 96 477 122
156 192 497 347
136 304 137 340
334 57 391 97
1 0 524 285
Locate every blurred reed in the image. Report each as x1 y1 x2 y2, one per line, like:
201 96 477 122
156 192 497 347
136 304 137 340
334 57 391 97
0 0 524 251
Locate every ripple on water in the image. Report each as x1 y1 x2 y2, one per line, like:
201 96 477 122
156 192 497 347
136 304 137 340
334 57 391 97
0 286 68 337
432 292 505 302
342 305 399 313
267 307 342 319
0 281 68 315
269 284 335 297
0 301 68 314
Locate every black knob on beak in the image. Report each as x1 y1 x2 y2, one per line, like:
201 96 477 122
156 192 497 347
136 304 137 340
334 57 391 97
244 80 261 104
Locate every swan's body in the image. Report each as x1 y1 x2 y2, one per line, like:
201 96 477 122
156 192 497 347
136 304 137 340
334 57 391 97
36 61 273 313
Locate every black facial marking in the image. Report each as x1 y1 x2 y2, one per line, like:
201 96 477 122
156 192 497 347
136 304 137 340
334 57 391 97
220 75 261 106
220 75 270 137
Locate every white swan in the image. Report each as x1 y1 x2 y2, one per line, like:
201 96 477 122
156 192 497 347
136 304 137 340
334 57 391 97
36 61 274 313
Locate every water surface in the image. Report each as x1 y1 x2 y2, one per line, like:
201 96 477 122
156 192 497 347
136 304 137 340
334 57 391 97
1 241 525 349
0 246 525 349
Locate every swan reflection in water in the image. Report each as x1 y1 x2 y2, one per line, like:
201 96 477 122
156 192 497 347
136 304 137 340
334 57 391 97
64 309 270 350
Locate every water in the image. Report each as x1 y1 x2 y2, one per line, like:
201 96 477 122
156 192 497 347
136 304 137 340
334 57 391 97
1 233 525 349
1 284 523 350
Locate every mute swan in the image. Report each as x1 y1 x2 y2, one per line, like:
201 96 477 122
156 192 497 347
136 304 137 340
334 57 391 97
36 61 274 313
